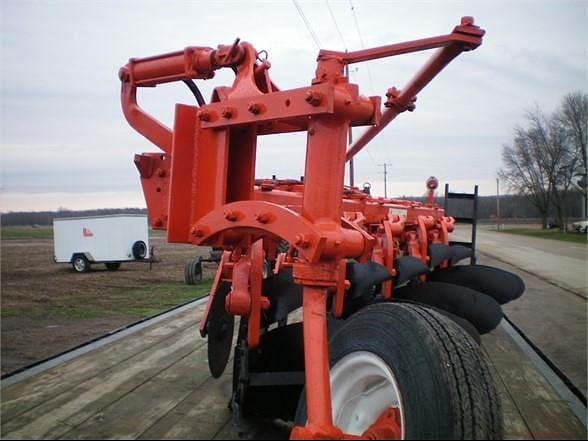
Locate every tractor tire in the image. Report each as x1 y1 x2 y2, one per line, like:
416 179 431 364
295 303 502 440
105 262 121 271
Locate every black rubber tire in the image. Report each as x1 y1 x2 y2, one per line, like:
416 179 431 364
295 303 503 439
430 265 524 305
184 260 196 285
193 260 203 283
132 241 147 260
393 282 503 334
424 305 481 345
71 255 90 273
104 262 121 271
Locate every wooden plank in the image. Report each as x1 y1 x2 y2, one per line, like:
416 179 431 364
137 374 234 440
60 342 215 439
1 326 204 440
482 327 586 440
211 412 291 440
481 337 533 440
1 304 205 423
3 303 585 441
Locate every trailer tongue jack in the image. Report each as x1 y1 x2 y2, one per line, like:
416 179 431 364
120 17 523 440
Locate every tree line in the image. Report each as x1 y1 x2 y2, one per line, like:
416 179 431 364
1 208 147 227
499 91 587 230
3 193 584 227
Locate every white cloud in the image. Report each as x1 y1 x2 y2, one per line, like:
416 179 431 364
1 0 586 211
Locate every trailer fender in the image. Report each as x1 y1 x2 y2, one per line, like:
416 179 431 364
70 252 94 263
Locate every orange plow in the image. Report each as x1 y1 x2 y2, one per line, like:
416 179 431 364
119 17 523 439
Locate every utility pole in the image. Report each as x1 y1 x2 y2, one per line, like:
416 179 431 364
345 62 354 187
379 163 393 198
496 177 501 231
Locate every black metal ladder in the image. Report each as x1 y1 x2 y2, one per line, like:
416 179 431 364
444 183 479 264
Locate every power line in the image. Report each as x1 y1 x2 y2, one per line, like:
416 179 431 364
292 0 322 49
325 0 347 50
348 0 376 95
292 0 378 174
363 141 377 166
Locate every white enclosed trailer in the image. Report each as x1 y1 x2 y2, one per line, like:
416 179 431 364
53 215 150 273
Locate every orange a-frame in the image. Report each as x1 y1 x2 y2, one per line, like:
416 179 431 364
120 17 495 439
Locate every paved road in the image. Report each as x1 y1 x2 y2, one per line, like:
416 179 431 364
454 226 587 395
458 226 587 297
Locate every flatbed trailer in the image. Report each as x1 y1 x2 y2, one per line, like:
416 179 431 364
1 294 585 440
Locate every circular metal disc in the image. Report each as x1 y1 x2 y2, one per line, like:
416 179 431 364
207 284 235 378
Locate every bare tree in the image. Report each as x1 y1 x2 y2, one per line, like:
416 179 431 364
548 116 578 231
558 92 587 218
500 95 587 230
499 114 554 228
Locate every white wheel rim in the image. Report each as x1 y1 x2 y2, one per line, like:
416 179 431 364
330 351 405 438
74 260 85 271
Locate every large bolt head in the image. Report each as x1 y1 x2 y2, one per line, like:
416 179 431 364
305 90 323 106
197 110 211 121
221 107 234 119
248 102 261 115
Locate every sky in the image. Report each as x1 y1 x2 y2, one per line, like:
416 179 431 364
1 0 586 212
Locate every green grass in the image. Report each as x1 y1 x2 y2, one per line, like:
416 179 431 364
1 226 53 240
119 280 212 317
500 228 587 244
1 280 212 320
1 226 166 240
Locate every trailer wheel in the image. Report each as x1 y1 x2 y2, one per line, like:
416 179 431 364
295 303 502 439
184 260 195 285
105 262 121 271
132 241 147 260
72 255 90 273
184 259 202 285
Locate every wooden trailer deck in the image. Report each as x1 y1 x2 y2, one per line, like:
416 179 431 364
1 300 586 440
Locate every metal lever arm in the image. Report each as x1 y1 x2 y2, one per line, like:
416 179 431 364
345 17 485 162
320 17 484 65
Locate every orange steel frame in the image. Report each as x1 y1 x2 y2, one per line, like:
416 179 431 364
119 17 484 440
